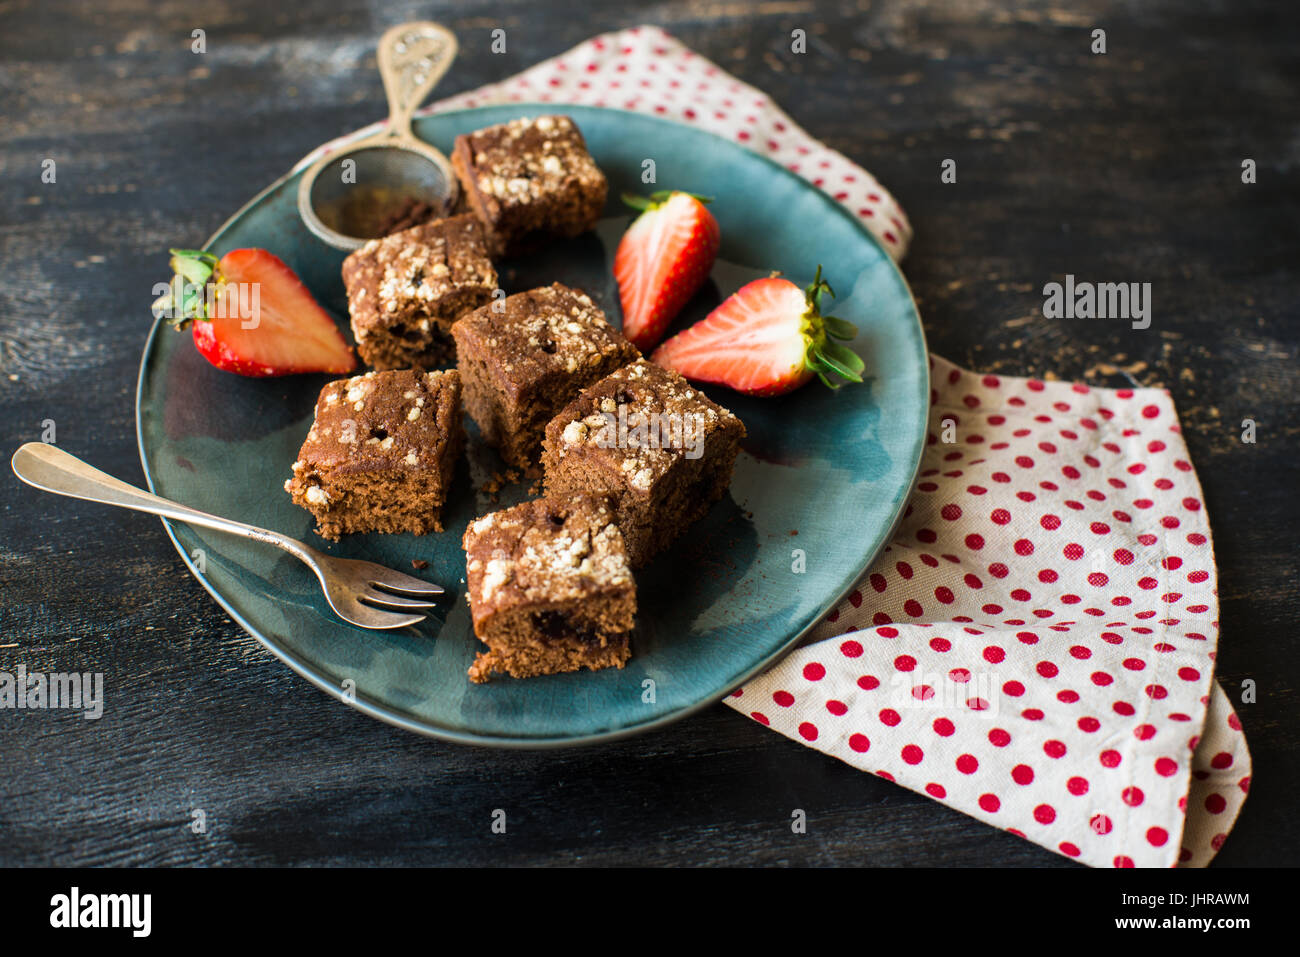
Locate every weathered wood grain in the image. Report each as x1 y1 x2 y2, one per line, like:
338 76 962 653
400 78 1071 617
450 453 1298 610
0 0 1295 867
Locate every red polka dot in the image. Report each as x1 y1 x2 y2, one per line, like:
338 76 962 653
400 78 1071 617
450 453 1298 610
933 718 955 737
956 754 979 774
1100 750 1121 768
1146 826 1168 846
1067 776 1090 795
1034 804 1057 824
880 708 901 726
989 728 1011 747
1123 786 1145 807
901 744 924 765
798 722 818 741
773 691 794 707
1012 764 1035 785
979 794 1001 813
803 662 826 681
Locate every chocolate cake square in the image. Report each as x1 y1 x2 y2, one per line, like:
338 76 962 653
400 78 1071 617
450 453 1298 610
341 214 497 370
451 115 607 257
285 369 464 540
541 359 746 568
451 282 639 471
462 493 636 683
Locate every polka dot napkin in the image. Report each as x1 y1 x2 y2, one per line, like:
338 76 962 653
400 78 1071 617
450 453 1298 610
303 25 1249 867
729 358 1250 868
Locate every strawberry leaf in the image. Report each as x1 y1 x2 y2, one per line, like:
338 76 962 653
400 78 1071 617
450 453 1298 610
821 341 865 378
621 192 655 212
168 248 218 264
813 343 864 383
804 264 836 314
157 249 221 328
153 275 205 327
804 341 833 374
823 316 858 340
622 190 714 214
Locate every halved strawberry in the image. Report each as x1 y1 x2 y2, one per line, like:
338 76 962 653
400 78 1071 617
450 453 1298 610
153 247 356 377
650 266 864 397
613 190 720 351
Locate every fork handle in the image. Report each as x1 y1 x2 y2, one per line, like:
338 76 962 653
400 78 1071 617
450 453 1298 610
10 442 317 564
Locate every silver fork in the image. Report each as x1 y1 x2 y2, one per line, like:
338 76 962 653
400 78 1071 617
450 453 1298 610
11 442 442 630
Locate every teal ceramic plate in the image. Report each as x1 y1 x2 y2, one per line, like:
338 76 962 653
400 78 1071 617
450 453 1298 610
135 105 928 747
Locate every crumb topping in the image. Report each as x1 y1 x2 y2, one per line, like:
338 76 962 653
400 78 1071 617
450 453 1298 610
547 359 743 489
454 283 636 386
287 369 460 501
466 115 605 207
463 495 632 607
342 215 497 333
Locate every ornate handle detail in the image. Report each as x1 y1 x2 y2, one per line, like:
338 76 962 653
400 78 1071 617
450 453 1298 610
377 21 458 141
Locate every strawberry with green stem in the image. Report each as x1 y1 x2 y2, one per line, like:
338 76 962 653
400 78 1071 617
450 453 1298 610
650 265 864 397
613 190 720 352
155 247 356 377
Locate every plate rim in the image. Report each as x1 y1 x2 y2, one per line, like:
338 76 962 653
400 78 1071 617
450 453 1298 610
134 102 931 749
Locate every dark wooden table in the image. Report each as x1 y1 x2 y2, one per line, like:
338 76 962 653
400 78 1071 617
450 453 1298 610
2 0 1296 867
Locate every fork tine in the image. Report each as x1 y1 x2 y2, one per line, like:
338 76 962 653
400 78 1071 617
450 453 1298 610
361 589 441 611
367 567 445 596
345 605 428 630
323 591 427 630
